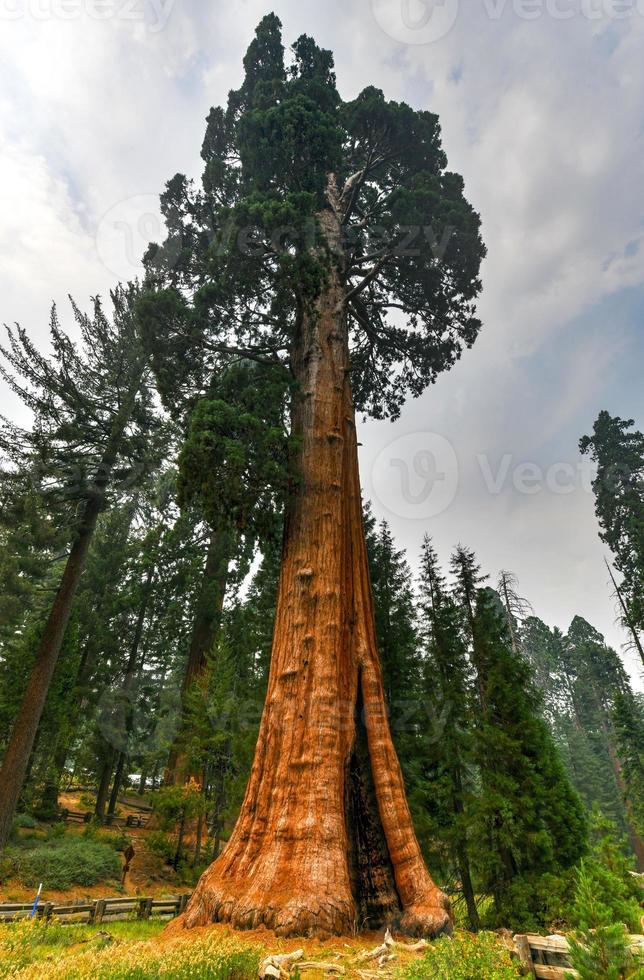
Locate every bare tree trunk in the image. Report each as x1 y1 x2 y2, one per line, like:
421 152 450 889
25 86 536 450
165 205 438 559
605 559 644 667
602 719 644 871
40 739 71 815
183 187 450 938
95 747 115 823
164 527 231 787
451 769 479 932
500 576 520 656
0 492 103 849
107 566 155 818
0 370 144 851
108 752 126 818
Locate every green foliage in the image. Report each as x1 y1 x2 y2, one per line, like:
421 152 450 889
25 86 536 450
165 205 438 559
150 780 204 832
144 830 176 862
141 15 485 421
448 549 587 930
580 412 644 635
614 691 644 838
398 932 519 979
177 361 293 543
577 810 644 931
521 613 639 837
567 861 642 979
82 825 129 853
12 814 37 830
5 837 121 889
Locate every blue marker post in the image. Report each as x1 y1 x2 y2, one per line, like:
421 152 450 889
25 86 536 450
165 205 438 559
29 883 42 919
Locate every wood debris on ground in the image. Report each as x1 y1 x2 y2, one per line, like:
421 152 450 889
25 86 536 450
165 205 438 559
259 928 431 979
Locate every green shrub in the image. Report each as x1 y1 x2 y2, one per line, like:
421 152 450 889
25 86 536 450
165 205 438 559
398 932 520 979
144 830 175 862
45 822 67 841
567 861 643 979
101 831 130 853
31 806 59 823
80 823 129 853
483 869 578 933
8 838 121 889
13 814 37 830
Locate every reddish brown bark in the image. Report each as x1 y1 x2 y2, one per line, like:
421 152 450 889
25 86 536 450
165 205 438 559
0 369 143 851
183 187 450 938
0 491 103 850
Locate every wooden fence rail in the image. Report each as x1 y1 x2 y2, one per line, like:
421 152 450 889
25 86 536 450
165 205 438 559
514 932 644 978
0 893 191 925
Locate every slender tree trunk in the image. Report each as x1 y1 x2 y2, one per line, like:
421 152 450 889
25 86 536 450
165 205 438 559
138 771 147 795
0 493 103 849
40 739 71 815
108 752 126 818
164 527 231 786
39 505 139 815
451 768 479 932
0 370 144 851
605 559 644 667
107 566 155 818
95 748 115 822
193 809 204 867
184 183 450 938
500 578 520 656
602 719 644 870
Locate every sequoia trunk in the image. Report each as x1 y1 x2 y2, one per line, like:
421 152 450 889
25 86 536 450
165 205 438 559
183 197 450 938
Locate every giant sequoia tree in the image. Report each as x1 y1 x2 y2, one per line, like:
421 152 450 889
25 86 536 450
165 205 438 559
143 15 484 937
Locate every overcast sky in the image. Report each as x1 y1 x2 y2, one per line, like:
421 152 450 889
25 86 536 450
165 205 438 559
1 0 643 679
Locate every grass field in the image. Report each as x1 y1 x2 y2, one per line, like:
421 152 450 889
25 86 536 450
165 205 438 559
0 919 520 979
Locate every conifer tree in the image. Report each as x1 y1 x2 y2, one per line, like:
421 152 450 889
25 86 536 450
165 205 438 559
141 14 485 936
613 691 644 842
580 413 644 657
155 359 291 787
417 536 479 930
563 616 644 866
520 615 627 826
451 549 587 928
0 287 162 849
365 516 420 725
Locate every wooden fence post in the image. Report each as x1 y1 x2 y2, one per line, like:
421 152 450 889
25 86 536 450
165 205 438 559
93 900 106 925
138 898 153 920
513 934 535 976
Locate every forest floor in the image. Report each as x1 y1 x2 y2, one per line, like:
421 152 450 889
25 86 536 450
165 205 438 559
0 790 193 903
0 918 522 978
0 793 521 977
